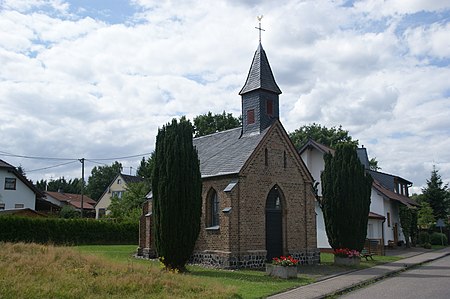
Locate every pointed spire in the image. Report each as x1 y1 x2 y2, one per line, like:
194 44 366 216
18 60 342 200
239 43 282 95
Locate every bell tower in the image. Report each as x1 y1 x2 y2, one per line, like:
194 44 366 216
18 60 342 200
239 42 282 136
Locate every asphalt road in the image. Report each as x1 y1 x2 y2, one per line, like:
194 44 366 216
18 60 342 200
341 254 450 299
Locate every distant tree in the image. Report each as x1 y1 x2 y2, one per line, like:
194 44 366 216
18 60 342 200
16 165 26 177
399 205 414 247
369 158 381 171
38 177 82 194
417 201 436 229
289 123 358 149
422 166 449 220
108 181 150 223
59 205 80 218
193 111 241 137
136 153 155 184
321 142 373 251
86 161 123 201
153 117 202 271
410 208 418 246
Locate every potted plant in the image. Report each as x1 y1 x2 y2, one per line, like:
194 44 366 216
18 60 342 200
266 256 299 279
333 248 361 266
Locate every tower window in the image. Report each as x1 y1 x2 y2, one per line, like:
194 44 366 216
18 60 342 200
247 109 255 124
267 99 273 116
283 151 287 168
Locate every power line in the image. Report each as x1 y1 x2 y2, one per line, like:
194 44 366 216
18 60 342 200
0 150 77 161
0 150 152 161
25 160 79 173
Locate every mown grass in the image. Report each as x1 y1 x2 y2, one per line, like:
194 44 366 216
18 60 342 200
0 242 237 299
75 245 314 298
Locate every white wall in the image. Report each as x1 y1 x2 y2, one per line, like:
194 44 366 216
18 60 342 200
0 169 36 210
315 201 331 248
300 149 325 196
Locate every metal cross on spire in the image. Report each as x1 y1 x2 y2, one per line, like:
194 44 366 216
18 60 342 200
255 15 265 43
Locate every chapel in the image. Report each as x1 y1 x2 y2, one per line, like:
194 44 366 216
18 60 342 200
138 42 319 268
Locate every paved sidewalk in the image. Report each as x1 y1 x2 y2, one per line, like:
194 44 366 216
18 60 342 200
269 247 450 299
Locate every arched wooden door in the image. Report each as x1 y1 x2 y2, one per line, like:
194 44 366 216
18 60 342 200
265 185 283 261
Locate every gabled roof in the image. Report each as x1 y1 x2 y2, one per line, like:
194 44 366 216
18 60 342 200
372 179 418 208
0 159 44 198
44 191 96 210
297 138 335 155
239 43 282 95
120 173 144 184
369 211 385 220
193 126 268 178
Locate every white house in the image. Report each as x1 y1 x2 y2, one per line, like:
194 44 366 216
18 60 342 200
299 139 418 252
0 159 43 211
95 173 144 219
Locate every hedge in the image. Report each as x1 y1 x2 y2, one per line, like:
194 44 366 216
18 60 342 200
0 216 138 245
430 232 448 246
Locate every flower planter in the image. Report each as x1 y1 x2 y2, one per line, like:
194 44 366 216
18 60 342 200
266 264 297 279
334 256 361 266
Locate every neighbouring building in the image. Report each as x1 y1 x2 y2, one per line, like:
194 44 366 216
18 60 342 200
138 43 319 268
43 191 96 217
95 173 144 219
299 139 418 254
0 159 43 211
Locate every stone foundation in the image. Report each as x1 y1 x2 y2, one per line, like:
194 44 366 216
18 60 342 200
289 248 321 265
137 247 157 259
190 249 320 269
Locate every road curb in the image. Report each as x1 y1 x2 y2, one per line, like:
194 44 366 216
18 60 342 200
321 251 450 299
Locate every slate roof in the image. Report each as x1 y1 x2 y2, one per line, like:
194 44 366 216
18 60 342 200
372 179 419 208
297 138 335 155
120 174 144 184
193 127 268 178
239 43 282 95
357 147 370 169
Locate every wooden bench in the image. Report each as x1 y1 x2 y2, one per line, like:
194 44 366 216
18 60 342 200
361 248 375 261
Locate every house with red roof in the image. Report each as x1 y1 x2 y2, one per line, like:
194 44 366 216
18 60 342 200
43 191 96 217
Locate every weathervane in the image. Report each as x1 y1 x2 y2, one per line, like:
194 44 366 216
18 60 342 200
255 15 265 43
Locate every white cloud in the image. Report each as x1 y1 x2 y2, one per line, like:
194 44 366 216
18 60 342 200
0 0 449 192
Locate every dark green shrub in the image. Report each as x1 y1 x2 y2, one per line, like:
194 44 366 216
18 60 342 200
430 232 448 245
418 231 430 244
423 242 432 249
0 216 138 245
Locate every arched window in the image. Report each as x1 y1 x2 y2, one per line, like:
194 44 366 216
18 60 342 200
208 190 220 227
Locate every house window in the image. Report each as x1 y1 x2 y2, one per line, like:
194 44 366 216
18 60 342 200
266 99 273 116
208 190 220 227
98 208 106 218
4 178 16 190
387 212 391 227
0 203 5 210
117 179 122 184
247 109 255 125
15 204 24 209
112 191 123 199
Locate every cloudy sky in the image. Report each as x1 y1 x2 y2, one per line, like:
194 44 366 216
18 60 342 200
1 0 449 194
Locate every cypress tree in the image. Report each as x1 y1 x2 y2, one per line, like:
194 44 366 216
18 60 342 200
152 117 202 271
321 143 373 251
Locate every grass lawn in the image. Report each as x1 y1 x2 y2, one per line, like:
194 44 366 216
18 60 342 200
319 252 401 268
75 245 314 298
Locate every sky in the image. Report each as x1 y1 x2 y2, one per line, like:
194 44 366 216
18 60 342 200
1 0 449 194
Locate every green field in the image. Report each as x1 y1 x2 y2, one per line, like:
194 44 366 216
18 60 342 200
0 243 404 299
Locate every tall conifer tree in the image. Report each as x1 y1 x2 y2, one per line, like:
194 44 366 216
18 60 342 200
321 143 373 251
152 117 202 271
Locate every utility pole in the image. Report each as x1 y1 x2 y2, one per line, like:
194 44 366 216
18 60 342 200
79 158 85 218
